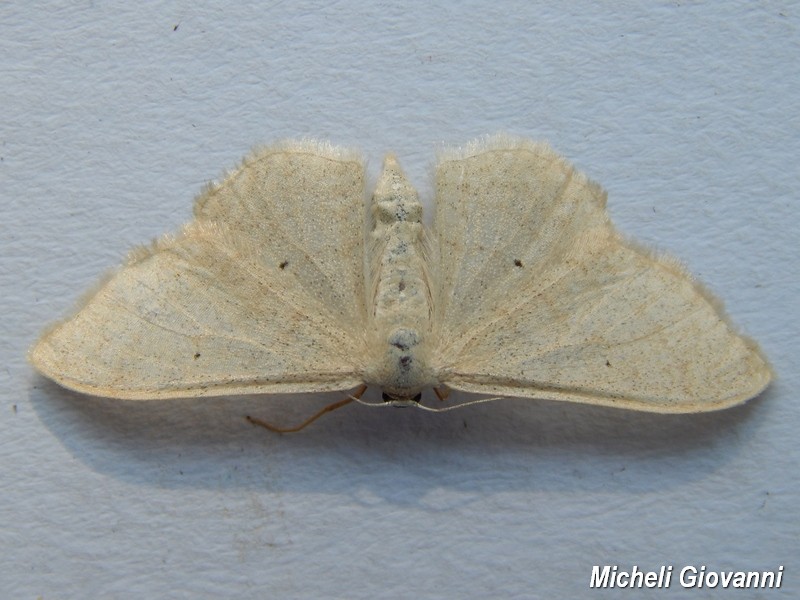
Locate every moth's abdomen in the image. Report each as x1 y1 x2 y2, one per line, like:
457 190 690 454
372 228 429 319
365 155 437 399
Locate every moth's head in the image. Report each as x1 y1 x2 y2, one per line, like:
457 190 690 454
381 391 422 407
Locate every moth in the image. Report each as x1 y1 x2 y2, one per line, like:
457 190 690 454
30 136 771 430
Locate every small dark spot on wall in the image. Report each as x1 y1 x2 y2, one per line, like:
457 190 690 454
514 259 523 268
398 280 406 292
173 23 179 31
279 260 289 270
194 353 201 359
606 360 611 367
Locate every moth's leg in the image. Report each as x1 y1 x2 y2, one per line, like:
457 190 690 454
246 385 368 433
433 386 450 402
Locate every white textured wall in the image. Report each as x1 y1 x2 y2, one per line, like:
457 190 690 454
3 2 797 598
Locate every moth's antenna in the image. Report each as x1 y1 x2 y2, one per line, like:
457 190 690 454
351 396 392 408
413 396 506 412
351 393 506 412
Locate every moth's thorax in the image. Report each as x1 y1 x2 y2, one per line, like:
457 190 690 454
365 155 436 399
